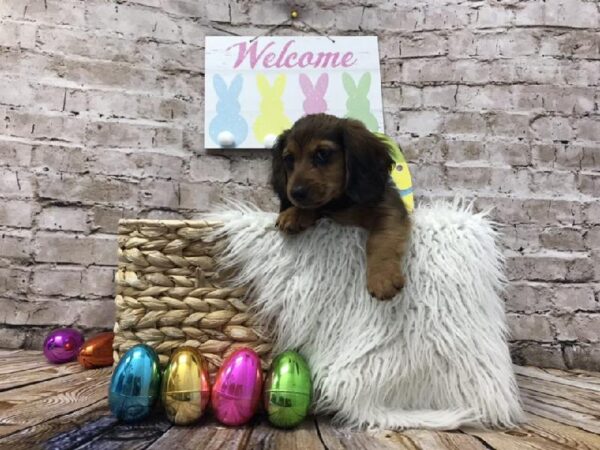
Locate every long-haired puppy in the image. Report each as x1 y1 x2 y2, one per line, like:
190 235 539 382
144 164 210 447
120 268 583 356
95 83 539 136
271 113 410 300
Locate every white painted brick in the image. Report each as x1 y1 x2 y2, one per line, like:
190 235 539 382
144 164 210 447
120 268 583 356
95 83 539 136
421 85 456 108
189 156 232 183
34 232 117 266
230 158 271 186
515 0 600 28
139 179 180 208
486 141 531 166
89 206 137 234
575 118 600 142
203 0 230 22
420 4 473 31
554 314 600 342
361 6 423 32
400 33 447 58
86 2 181 41
179 182 212 210
31 145 87 173
579 172 600 197
0 21 36 49
37 207 88 231
456 85 513 110
397 86 421 109
0 268 29 294
0 169 34 198
474 5 514 28
0 297 115 328
0 200 33 227
540 31 600 59
0 230 32 260
82 266 115 297
0 140 32 167
1 109 86 144
85 121 182 150
396 111 443 136
88 150 186 179
37 173 139 206
508 313 554 342
0 0 85 27
31 267 83 297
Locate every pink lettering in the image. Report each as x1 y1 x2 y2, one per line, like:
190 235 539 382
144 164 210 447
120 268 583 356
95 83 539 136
298 52 313 68
275 40 295 68
283 52 298 68
314 52 340 68
228 39 358 70
263 52 276 68
341 52 356 67
228 40 275 69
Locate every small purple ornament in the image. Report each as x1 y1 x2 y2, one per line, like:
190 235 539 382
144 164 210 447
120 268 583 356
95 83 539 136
43 328 85 364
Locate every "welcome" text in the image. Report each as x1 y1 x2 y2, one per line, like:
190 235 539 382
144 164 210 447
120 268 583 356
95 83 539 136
228 40 357 70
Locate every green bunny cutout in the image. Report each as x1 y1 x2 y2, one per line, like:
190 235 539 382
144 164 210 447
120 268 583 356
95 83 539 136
253 74 292 144
342 72 379 132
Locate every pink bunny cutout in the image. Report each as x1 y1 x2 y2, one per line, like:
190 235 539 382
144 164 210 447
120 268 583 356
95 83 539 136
299 74 328 115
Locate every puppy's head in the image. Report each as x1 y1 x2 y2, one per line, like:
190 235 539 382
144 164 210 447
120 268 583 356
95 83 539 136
271 114 392 210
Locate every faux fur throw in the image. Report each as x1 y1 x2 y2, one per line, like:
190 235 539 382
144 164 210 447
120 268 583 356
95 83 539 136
208 201 524 430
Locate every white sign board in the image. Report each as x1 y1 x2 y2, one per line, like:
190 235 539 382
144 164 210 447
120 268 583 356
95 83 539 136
204 36 384 149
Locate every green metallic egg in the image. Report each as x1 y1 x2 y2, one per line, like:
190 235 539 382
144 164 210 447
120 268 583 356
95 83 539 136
264 350 312 428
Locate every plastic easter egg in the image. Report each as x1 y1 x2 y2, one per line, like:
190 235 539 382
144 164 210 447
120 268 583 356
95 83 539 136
161 347 211 425
78 332 114 369
264 350 312 428
43 328 84 364
211 348 263 426
109 344 161 422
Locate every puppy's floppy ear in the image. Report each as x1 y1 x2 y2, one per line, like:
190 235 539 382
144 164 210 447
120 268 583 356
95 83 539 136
270 130 292 212
342 119 392 204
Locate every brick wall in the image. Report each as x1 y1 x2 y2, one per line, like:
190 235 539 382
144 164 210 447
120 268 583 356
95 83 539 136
0 0 598 370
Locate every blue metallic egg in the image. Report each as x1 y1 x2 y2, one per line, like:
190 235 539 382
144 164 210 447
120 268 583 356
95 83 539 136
108 344 161 422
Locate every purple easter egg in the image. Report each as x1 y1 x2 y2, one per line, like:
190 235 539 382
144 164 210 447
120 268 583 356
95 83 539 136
43 328 85 364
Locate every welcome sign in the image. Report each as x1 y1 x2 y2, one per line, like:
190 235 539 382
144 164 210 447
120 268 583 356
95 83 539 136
204 36 384 149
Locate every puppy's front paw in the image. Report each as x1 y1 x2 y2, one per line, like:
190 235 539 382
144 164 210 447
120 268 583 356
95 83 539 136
276 207 317 234
367 266 405 300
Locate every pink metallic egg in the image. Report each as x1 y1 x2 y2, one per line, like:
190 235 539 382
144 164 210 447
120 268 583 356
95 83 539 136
43 328 85 364
211 348 263 426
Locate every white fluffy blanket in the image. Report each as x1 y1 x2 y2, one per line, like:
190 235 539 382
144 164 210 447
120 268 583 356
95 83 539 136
208 201 524 430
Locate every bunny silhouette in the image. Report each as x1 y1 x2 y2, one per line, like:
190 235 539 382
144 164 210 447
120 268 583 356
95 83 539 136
342 72 379 132
299 73 328 115
209 74 248 147
253 74 291 144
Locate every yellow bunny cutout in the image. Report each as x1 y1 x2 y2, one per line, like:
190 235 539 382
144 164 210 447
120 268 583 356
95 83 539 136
253 74 292 144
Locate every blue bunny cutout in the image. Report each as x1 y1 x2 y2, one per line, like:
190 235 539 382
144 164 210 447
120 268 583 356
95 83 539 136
209 74 248 147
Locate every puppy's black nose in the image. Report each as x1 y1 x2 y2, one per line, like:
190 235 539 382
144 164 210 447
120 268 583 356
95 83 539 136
291 186 309 202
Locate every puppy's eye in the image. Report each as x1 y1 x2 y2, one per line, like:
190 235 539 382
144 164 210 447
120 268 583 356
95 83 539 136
313 149 331 166
283 154 294 171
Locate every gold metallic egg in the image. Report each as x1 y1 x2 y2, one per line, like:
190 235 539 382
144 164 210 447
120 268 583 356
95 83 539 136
161 347 211 425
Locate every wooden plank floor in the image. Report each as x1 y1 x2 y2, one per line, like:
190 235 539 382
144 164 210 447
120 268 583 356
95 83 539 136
0 350 599 450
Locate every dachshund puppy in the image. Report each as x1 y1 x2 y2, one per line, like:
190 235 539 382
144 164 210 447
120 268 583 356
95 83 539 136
271 113 410 300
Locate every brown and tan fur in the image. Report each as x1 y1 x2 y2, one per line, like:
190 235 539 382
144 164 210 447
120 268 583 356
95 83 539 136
271 113 411 300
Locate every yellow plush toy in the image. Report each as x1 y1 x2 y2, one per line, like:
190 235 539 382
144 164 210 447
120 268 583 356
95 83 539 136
373 132 414 213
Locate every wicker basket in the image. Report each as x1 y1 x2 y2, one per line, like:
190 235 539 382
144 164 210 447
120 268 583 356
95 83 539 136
113 219 272 373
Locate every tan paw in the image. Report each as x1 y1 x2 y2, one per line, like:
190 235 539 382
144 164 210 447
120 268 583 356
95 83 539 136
367 266 405 300
276 207 317 234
